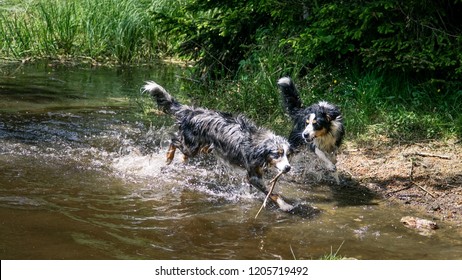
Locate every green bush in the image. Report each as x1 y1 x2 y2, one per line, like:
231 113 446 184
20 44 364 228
281 0 462 80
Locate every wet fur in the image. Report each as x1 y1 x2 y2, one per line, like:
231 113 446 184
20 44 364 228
277 77 344 182
143 81 294 212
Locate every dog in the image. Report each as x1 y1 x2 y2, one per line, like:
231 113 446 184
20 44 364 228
277 77 344 183
143 81 294 212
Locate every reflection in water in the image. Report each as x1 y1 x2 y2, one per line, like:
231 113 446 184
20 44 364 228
0 62 461 260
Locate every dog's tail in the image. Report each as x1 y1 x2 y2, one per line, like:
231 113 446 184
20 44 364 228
142 81 181 114
277 77 302 120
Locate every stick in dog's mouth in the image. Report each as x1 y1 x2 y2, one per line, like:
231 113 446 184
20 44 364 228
254 170 287 219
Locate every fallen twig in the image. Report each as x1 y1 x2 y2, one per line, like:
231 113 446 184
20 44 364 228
255 171 284 219
386 185 412 197
409 158 415 181
289 245 297 260
387 159 436 198
404 152 451 160
408 158 436 197
411 181 436 198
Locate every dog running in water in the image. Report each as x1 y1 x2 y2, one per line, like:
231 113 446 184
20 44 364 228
143 81 294 212
277 77 344 183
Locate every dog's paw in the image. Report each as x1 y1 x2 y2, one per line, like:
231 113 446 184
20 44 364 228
271 195 294 212
332 171 340 185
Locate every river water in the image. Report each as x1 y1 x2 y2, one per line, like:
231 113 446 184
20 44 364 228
1 62 461 260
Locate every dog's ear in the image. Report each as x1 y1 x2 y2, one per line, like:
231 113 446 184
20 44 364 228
323 105 342 123
249 144 271 167
323 107 338 122
288 145 295 156
325 113 333 122
319 106 331 122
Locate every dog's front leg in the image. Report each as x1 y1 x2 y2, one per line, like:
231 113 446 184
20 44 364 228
314 147 336 171
247 169 294 212
314 147 340 184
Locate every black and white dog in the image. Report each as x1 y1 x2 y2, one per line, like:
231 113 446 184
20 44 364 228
277 77 344 183
143 81 294 212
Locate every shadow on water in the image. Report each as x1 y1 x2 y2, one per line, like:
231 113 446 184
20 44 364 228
331 178 379 207
283 153 380 208
1 62 462 260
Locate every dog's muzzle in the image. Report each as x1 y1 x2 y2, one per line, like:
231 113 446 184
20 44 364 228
282 165 291 173
275 160 291 174
302 131 316 141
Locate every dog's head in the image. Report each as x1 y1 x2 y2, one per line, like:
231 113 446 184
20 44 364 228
267 143 292 174
301 102 341 142
254 133 292 173
302 112 331 141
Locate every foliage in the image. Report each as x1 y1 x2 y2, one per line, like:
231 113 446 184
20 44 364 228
188 56 462 140
149 0 289 79
150 0 462 81
281 0 462 80
154 0 462 140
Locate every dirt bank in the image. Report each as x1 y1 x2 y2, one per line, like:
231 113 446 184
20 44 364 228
337 138 462 226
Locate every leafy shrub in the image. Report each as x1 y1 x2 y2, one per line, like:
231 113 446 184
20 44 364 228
281 0 462 80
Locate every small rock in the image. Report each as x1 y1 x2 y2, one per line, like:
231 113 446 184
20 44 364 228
400 216 438 230
430 204 441 211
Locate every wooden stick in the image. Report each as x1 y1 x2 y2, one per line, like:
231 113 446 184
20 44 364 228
387 159 436 198
411 181 436 198
409 159 415 181
404 152 451 160
255 171 284 219
386 185 412 196
289 245 297 260
407 158 436 198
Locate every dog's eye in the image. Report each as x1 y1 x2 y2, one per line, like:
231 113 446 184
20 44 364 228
306 118 317 124
270 151 281 159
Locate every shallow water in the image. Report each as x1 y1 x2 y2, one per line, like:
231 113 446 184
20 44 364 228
1 62 461 260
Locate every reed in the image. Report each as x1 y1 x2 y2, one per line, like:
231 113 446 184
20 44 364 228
0 0 159 63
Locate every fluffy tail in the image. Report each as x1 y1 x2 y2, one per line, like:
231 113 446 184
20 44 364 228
277 77 302 120
142 81 181 114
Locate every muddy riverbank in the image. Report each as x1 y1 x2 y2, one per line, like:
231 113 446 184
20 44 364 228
338 139 462 227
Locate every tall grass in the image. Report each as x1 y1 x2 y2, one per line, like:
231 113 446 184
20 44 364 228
0 0 160 64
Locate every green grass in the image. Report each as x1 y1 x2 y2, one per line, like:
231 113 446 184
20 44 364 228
0 0 160 64
319 241 346 260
